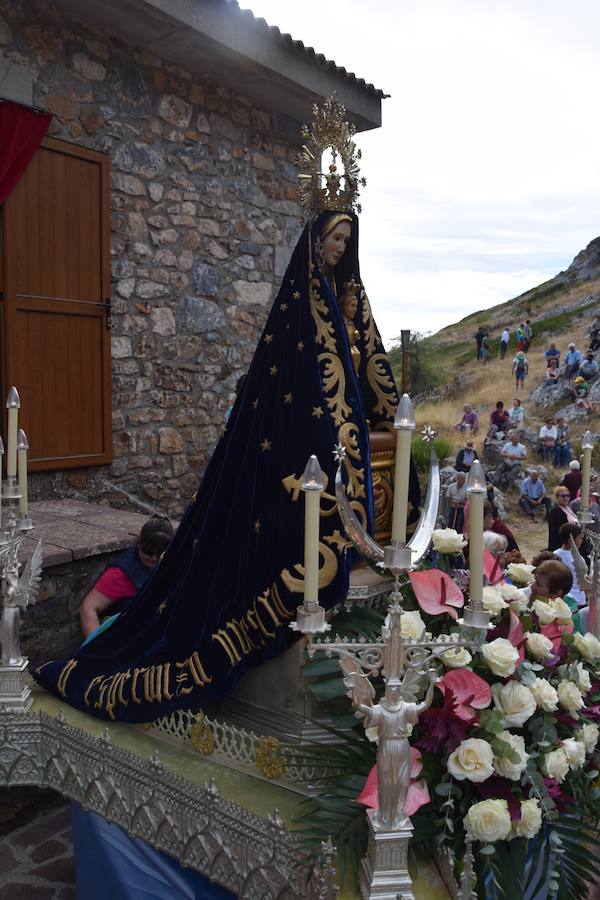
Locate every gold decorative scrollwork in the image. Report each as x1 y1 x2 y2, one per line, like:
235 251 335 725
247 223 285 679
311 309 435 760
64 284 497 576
281 541 339 594
190 711 215 756
318 352 352 426
255 736 284 780
337 421 365 498
309 278 337 352
366 353 398 418
361 291 379 358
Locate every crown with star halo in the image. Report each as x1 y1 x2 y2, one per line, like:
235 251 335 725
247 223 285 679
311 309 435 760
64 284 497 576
297 95 366 220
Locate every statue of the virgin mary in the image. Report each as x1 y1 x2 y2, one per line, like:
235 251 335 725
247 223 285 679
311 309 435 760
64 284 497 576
34 97 420 722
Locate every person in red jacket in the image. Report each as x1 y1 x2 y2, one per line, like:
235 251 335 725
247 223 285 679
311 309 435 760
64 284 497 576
483 503 519 552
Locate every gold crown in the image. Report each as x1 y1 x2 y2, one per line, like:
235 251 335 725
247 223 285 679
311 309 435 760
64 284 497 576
297 95 366 220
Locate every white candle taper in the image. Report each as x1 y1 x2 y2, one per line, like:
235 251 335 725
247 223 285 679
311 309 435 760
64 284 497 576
466 460 486 605
391 394 416 543
17 429 29 518
301 455 324 610
581 431 594 518
5 387 20 479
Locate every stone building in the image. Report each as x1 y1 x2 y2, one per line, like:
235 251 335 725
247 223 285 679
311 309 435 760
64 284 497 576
0 0 383 516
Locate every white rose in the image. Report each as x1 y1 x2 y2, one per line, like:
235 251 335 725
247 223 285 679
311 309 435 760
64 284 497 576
492 681 536 726
574 632 600 661
432 528 467 554
400 610 426 640
558 680 584 716
501 582 529 612
571 662 592 693
512 799 542 839
561 738 586 769
525 632 554 660
441 646 473 668
447 738 495 783
481 638 520 677
541 747 569 782
530 678 559 712
576 723 600 754
506 563 535 586
532 599 557 625
493 731 529 781
549 598 573 625
464 799 511 843
482 586 508 617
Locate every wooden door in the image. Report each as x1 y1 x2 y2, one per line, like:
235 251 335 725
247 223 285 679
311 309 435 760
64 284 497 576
0 137 112 470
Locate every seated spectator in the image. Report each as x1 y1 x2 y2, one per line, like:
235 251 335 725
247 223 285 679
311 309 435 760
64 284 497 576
507 398 524 430
570 491 600 529
486 401 510 442
553 523 587 608
545 357 560 385
538 416 557 463
548 484 579 550
80 515 174 639
454 403 479 433
446 472 467 531
562 460 582 496
588 318 600 352
486 482 506 520
484 502 519 551
571 375 597 414
531 559 573 602
579 352 599 381
544 342 560 365
565 342 582 378
531 549 557 568
554 416 570 467
493 431 528 487
519 469 552 521
483 532 508 571
455 440 479 473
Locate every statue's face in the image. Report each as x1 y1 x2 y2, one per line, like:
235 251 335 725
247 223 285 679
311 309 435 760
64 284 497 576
322 220 351 266
386 685 402 706
342 295 358 319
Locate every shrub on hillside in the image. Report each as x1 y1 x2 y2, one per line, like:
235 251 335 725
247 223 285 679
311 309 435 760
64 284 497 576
411 436 453 472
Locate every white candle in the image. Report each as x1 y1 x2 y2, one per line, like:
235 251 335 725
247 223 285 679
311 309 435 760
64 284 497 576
467 461 485 605
392 394 416 543
5 387 20 479
302 455 324 609
581 431 594 514
17 429 28 518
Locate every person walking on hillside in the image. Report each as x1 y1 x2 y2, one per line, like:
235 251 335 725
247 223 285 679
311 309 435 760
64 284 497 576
512 351 528 390
480 332 490 365
515 323 526 350
474 326 486 361
523 320 533 350
565 343 582 379
499 326 510 359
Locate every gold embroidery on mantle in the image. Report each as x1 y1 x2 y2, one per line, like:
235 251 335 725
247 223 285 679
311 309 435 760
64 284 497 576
318 352 352 426
281 540 338 594
338 421 365 498
367 353 398 418
361 291 379 357
190 711 215 755
309 276 337 351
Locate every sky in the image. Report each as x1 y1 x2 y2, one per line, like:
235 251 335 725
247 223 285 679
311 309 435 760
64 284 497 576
243 0 600 346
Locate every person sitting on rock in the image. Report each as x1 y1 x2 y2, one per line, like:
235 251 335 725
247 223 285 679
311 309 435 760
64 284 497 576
486 482 506 520
486 400 510 442
571 375 597 414
507 398 524 431
554 416 570 467
446 472 467 531
579 352 599 382
80 515 174 639
519 469 552 522
564 342 582 379
454 403 479 433
538 416 558 463
545 357 560 385
588 317 600 352
493 431 528 487
544 342 560 366
561 459 582 498
455 439 478 473
484 502 519 551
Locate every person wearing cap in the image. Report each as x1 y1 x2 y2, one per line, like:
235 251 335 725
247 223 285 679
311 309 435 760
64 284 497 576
519 469 552 522
511 351 528 390
454 403 479 434
446 472 467 531
80 515 174 638
538 416 558 463
455 440 479 473
554 416 570 466
565 343 582 379
571 375 597 414
579 352 599 382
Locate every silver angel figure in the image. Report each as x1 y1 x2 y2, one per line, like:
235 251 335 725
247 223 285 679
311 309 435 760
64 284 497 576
0 538 43 666
342 657 437 832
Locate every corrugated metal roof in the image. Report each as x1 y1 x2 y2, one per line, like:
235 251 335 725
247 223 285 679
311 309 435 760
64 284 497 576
229 1 388 99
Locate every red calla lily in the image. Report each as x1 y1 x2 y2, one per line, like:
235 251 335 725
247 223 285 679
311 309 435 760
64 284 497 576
409 569 465 619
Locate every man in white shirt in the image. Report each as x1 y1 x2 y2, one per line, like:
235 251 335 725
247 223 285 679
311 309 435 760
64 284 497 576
538 416 558 463
446 472 467 531
500 327 510 360
493 432 528 488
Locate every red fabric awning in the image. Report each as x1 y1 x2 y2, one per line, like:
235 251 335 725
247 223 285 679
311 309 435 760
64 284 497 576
0 100 52 204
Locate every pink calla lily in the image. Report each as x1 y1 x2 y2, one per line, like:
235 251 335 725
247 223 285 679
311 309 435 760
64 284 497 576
357 748 430 817
409 569 465 619
541 620 573 653
437 669 492 721
484 548 504 585
508 608 525 664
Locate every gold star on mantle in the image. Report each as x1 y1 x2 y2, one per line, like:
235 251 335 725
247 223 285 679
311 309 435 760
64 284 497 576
269 366 278 376
157 600 168 614
264 334 273 344
260 438 272 452
312 406 324 419
284 392 293 404
280 302 288 311
297 341 304 351
254 518 261 534
292 291 301 300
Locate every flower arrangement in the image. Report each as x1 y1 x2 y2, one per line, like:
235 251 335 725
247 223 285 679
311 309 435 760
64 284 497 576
298 529 600 896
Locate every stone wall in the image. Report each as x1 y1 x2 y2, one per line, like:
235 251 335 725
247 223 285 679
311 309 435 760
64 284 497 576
0 0 303 516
